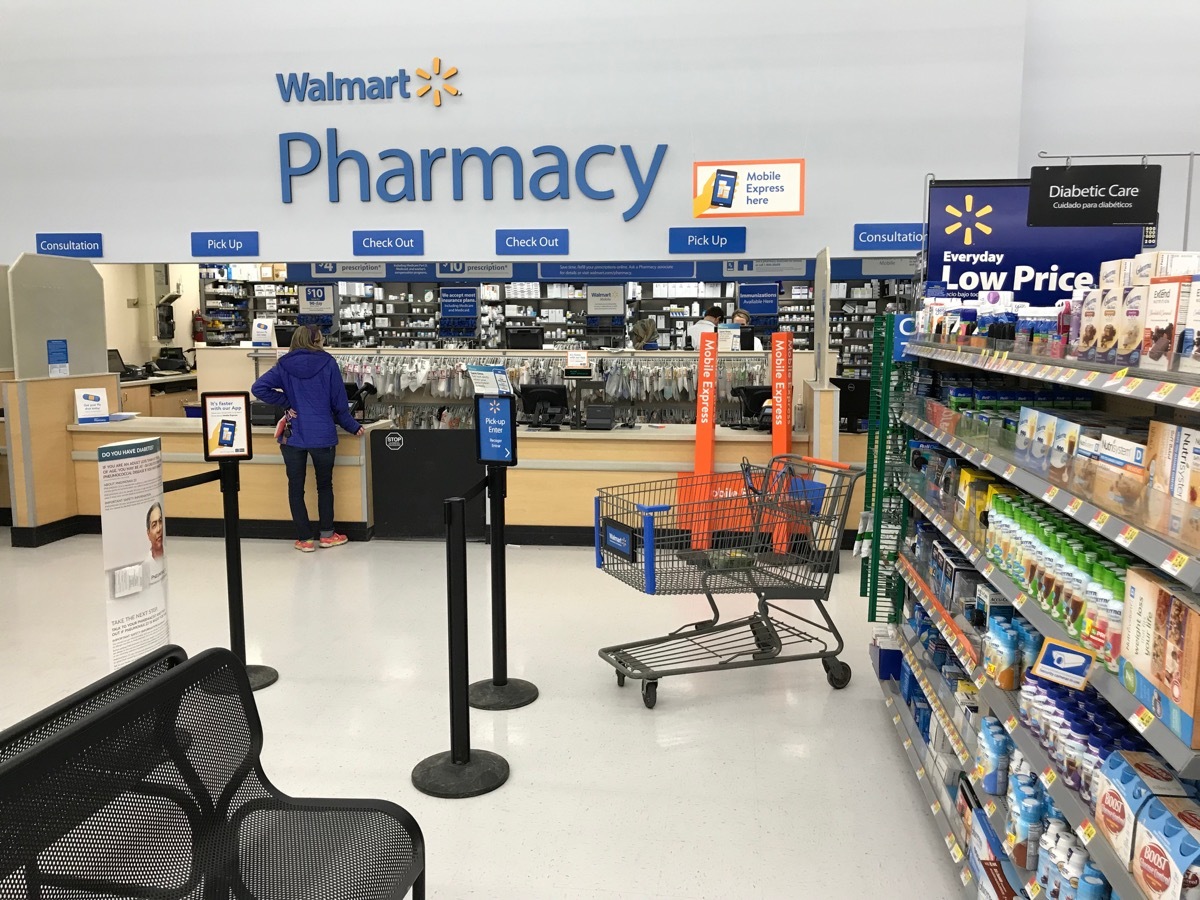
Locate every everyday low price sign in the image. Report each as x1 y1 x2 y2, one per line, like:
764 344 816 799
1028 164 1161 227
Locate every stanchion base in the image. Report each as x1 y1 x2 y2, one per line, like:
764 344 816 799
246 664 279 691
468 678 539 710
411 749 509 799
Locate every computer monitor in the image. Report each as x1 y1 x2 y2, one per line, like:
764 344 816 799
107 348 126 374
739 326 756 351
832 377 871 433
275 324 298 347
506 326 544 350
519 383 569 430
730 385 773 431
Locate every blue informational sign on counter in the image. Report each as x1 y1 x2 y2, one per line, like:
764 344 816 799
736 283 779 316
668 227 747 254
475 394 517 467
191 231 259 257
352 230 425 256
496 229 569 255
46 339 69 377
35 232 103 258
853 223 924 252
927 180 1142 306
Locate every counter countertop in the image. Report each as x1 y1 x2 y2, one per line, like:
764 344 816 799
68 418 807 442
119 373 198 389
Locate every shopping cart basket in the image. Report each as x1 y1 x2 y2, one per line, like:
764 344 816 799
595 455 865 708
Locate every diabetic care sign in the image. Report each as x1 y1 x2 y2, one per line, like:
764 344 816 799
927 180 1143 306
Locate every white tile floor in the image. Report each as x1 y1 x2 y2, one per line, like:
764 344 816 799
0 530 962 899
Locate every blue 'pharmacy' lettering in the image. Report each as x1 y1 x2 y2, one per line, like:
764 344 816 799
279 129 668 221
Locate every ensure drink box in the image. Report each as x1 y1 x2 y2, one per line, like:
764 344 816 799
1077 290 1102 362
1098 288 1126 364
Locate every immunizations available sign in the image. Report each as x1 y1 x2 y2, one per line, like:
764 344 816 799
98 438 170 670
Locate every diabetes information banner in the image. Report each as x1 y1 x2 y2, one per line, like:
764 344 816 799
98 438 170 670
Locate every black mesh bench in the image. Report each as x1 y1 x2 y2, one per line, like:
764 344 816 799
0 646 425 899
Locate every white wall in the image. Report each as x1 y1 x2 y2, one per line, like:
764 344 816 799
1019 0 1200 249
165 264 200 353
96 264 142 364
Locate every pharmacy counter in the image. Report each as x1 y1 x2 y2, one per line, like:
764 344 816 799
0 416 9 525
64 417 379 542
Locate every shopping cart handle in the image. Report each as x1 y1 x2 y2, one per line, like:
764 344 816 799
798 455 855 470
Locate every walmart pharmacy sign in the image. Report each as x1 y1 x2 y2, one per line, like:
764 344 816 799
278 130 668 221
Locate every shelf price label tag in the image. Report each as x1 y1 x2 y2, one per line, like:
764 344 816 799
1003 464 1017 479
1089 511 1110 531
1182 387 1200 409
975 671 988 689
985 800 997 817
1066 497 1083 516
1042 486 1059 503
931 800 941 815
1105 367 1130 388
1079 371 1100 387
893 714 901 726
1036 364 1051 378
960 866 972 886
1151 382 1177 402
945 832 955 850
1119 377 1143 395
1057 367 1075 383
973 763 985 781
1014 593 1028 609
950 843 963 863
916 766 926 780
1041 766 1058 788
1004 716 1018 734
982 453 994 467
885 698 894 708
986 661 998 678
1077 818 1096 845
1163 550 1190 577
1115 525 1138 548
983 563 996 578
903 738 912 750
1130 705 1155 733
1026 878 1043 898
1022 363 1037 376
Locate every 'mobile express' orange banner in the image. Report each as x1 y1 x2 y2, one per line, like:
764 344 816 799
693 330 718 475
771 332 792 456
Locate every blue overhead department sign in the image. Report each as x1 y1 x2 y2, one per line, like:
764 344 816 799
927 180 1142 306
853 223 923 252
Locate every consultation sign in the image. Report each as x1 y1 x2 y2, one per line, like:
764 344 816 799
35 232 103 258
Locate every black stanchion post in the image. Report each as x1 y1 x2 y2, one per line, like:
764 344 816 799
412 498 509 798
469 465 538 710
219 459 278 691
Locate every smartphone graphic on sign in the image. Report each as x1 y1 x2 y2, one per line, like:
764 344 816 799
218 419 237 448
711 169 738 208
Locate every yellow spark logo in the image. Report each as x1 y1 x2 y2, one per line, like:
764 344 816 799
943 194 993 246
414 57 460 108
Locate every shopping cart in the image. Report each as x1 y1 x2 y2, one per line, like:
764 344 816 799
595 455 865 708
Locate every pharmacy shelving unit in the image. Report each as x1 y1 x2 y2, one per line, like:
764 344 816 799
879 680 978 897
898 409 1200 593
908 338 1200 415
893 551 1137 899
199 278 251 346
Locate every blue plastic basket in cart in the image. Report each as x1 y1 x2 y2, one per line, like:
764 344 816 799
594 454 865 708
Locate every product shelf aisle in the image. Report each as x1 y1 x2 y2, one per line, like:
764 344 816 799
976 681 1143 900
898 480 1200 778
895 555 979 673
897 623 977 763
899 411 1200 590
879 680 978 897
908 338 1200 415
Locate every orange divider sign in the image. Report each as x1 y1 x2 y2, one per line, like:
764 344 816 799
694 330 718 475
771 332 792 456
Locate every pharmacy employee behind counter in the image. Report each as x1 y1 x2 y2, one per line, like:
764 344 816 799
686 306 724 349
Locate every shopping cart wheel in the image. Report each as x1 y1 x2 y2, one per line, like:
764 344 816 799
642 680 658 709
616 671 626 687
823 658 852 690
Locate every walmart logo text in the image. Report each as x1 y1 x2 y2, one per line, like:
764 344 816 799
276 59 460 107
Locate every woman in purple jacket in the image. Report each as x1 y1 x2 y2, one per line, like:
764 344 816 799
251 325 364 551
